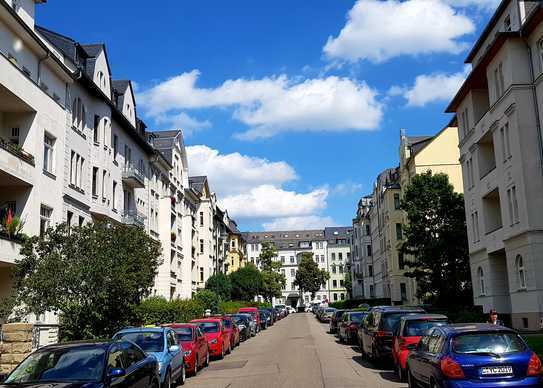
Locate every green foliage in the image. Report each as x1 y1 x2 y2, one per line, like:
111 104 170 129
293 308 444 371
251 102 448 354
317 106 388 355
524 335 543 358
328 298 391 309
205 272 232 300
294 253 330 298
12 222 162 340
258 242 286 302
344 271 353 299
219 300 272 314
229 264 263 301
400 172 472 308
134 296 205 325
193 289 221 314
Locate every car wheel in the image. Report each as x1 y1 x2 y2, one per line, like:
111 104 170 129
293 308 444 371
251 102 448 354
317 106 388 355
339 333 344 343
407 369 418 388
205 349 210 367
219 345 225 359
194 357 199 376
226 342 231 354
179 364 186 386
165 370 172 388
396 364 405 382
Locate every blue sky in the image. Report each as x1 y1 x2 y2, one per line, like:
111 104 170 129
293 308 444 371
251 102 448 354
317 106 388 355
38 0 499 231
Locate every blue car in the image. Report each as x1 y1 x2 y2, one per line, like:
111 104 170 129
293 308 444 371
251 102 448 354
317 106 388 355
406 323 542 388
0 340 159 388
114 327 185 388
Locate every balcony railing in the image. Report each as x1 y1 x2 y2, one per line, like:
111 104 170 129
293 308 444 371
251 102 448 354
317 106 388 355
122 209 146 227
122 165 145 188
0 137 34 166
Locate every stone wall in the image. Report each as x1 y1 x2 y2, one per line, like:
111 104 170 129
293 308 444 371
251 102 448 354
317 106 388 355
0 323 33 376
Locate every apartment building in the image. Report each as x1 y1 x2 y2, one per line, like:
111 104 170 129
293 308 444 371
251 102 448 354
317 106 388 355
243 229 350 307
351 196 372 299
226 219 245 274
446 0 543 330
324 227 352 303
0 0 239 317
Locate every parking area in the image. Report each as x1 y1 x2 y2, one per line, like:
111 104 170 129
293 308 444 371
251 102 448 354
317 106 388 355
183 312 405 388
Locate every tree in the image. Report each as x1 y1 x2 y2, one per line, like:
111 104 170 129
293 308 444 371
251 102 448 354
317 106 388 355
259 242 286 302
205 272 232 300
229 264 263 301
12 222 162 340
294 253 330 298
193 289 221 314
344 271 353 299
400 171 472 307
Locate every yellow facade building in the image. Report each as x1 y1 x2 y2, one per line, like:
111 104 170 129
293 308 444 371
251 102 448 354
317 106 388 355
226 220 246 274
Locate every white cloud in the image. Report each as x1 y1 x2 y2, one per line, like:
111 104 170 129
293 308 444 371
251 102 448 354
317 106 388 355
220 185 329 219
263 216 338 231
186 145 297 197
443 0 500 10
139 71 383 140
155 112 211 134
323 0 475 63
329 181 363 196
402 67 469 107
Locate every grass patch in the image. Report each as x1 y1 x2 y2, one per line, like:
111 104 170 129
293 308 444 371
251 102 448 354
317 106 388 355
523 334 543 357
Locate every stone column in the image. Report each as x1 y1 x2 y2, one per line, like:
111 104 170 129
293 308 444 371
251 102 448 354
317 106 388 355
0 323 33 376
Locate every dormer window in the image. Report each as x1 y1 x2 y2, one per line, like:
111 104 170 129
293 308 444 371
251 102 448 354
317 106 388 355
504 15 511 32
97 71 107 91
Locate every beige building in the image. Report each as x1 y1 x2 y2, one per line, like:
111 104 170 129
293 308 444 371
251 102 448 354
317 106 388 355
446 0 543 329
226 219 245 274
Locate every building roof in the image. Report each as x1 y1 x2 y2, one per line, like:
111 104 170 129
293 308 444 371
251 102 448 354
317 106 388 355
324 227 353 246
112 80 130 94
376 167 400 190
407 136 434 157
150 130 183 163
189 176 207 194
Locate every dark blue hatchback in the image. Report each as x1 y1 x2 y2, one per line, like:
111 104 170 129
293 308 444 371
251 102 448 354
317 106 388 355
406 323 542 388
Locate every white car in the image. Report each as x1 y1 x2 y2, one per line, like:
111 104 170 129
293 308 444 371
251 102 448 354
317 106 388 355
286 306 296 314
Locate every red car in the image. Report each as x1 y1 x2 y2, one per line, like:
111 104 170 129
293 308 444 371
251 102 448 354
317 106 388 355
221 316 240 349
238 307 260 331
191 318 231 359
392 314 448 381
164 323 209 376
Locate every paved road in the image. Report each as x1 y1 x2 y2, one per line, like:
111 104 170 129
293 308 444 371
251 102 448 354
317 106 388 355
183 312 406 388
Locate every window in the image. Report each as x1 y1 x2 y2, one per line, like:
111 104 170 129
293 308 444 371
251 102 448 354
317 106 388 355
331 253 336 261
113 134 118 160
367 244 372 257
280 256 285 264
400 283 407 301
199 267 204 282
93 115 100 144
200 239 204 254
499 63 505 96
477 266 485 296
516 255 526 289
92 167 99 197
369 285 375 298
200 212 204 226
396 223 403 240
495 63 505 99
281 269 285 276
340 293 345 300
290 256 295 263
290 269 295 276
333 293 338 301
365 224 370 235
72 97 86 131
368 265 373 277
339 265 344 274
40 205 52 237
504 15 511 31
394 193 401 209
471 211 480 243
507 186 520 225
43 133 55 173
291 282 296 290
102 170 107 199
321 255 325 263
79 216 84 227
333 280 337 288
399 251 405 270
338 252 343 261
67 211 73 228
466 157 475 189
112 181 117 210
332 265 336 274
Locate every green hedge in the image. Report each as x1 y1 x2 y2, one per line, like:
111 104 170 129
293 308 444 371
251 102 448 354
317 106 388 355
329 298 391 309
219 300 271 314
134 297 205 325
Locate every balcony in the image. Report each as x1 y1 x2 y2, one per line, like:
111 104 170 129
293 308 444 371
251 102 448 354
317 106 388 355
122 209 146 227
0 233 23 265
122 165 145 188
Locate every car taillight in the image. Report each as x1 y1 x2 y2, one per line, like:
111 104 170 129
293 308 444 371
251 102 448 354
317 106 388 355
441 357 465 379
527 352 542 376
349 324 358 331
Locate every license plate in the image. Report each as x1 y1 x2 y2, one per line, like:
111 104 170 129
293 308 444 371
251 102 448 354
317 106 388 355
481 366 513 375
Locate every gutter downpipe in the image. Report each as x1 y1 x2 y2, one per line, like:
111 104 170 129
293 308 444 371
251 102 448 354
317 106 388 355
519 1 543 176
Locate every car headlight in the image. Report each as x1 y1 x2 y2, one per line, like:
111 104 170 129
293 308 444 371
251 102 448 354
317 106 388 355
210 338 218 344
157 362 163 372
238 324 246 330
183 350 192 357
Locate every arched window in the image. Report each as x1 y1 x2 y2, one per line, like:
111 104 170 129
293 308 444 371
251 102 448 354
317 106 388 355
71 97 86 131
516 255 526 289
477 267 485 296
97 71 105 89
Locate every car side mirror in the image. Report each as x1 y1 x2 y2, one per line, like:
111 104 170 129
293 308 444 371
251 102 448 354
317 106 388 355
169 345 180 353
406 343 417 351
108 368 126 379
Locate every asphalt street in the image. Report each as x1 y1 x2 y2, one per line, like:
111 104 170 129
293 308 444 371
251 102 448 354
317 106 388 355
183 312 406 388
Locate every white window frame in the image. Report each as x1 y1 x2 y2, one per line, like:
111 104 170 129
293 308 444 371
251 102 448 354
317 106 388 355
478 266 485 296
43 132 55 174
516 255 526 290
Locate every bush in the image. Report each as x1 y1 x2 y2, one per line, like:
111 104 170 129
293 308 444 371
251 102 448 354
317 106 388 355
219 300 272 314
205 273 232 300
193 289 221 314
134 296 205 325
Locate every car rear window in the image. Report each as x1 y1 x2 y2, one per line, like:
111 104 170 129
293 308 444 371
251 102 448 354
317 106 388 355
404 320 448 336
223 319 232 328
350 312 366 323
114 332 164 352
381 313 410 332
452 333 526 355
199 322 220 333
174 327 193 341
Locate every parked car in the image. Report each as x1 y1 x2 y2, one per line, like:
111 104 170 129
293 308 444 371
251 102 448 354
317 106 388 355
392 314 448 381
163 323 210 376
319 307 337 323
221 316 240 349
264 308 277 324
358 306 425 363
407 323 542 388
239 307 261 331
113 327 185 387
329 309 346 334
286 306 296 314
0 340 160 388
259 309 272 329
190 318 231 359
338 311 368 344
237 313 258 337
230 314 252 341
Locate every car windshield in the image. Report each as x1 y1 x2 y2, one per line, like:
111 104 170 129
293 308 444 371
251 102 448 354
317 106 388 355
199 322 220 333
452 333 526 355
114 332 164 352
4 347 105 384
382 313 409 332
174 327 193 342
223 319 232 328
350 312 366 323
404 320 447 336
325 308 336 313
232 317 246 325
